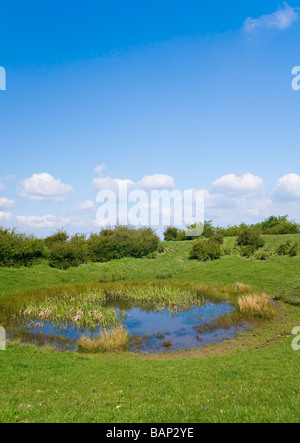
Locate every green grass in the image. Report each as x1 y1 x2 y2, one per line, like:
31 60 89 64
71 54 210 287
0 234 300 423
1 333 300 423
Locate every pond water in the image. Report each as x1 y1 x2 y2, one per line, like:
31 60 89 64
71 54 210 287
19 300 244 353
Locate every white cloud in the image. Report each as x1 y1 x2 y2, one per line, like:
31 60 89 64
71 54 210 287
16 215 70 229
0 211 12 220
93 172 175 193
275 173 300 200
0 181 5 191
19 173 74 202
203 173 275 225
76 200 95 213
94 164 107 177
212 173 263 194
244 3 300 33
137 174 176 190
0 197 15 209
93 177 134 192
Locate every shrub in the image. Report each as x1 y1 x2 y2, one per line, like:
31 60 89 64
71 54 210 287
202 220 215 238
289 243 299 257
260 215 299 235
177 230 187 241
222 216 299 236
187 220 221 240
44 230 69 248
255 250 271 261
163 227 186 241
237 229 265 257
164 227 180 241
190 239 221 261
240 245 257 258
236 229 265 249
276 241 298 257
48 236 88 270
87 227 160 263
0 228 45 267
211 233 224 245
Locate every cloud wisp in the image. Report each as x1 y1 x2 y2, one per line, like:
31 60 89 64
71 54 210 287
0 197 15 209
93 173 176 193
0 211 12 221
16 214 70 229
244 3 300 33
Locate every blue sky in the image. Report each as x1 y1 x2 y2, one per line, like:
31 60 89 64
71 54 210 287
0 1 300 234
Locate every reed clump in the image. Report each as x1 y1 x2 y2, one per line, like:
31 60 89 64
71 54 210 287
238 294 275 319
77 327 130 353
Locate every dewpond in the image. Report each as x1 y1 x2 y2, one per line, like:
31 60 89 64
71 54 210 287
10 299 244 354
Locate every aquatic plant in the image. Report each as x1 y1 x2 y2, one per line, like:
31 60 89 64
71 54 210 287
156 332 165 340
238 294 275 319
107 286 205 314
77 327 130 353
22 290 123 330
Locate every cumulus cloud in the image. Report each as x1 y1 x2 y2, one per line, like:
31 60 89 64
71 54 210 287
94 164 107 177
275 173 300 200
203 173 275 225
137 174 176 190
19 173 74 202
0 211 12 220
16 215 70 229
0 197 15 209
212 173 264 194
244 3 300 33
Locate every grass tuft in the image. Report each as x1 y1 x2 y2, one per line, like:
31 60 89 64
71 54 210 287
77 327 130 354
238 294 275 319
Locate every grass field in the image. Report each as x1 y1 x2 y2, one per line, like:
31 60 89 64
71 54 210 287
0 235 300 423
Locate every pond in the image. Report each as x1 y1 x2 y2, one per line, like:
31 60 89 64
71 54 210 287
15 300 244 354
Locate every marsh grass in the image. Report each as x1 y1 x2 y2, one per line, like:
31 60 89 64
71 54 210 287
77 327 130 353
21 290 123 330
106 286 206 313
195 293 276 334
16 284 211 332
238 294 275 319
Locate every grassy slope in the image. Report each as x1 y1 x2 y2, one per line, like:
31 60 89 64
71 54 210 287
0 235 300 423
0 235 299 297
